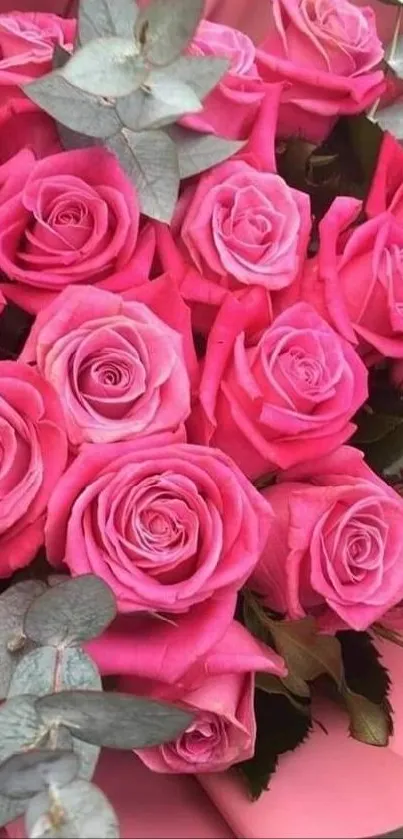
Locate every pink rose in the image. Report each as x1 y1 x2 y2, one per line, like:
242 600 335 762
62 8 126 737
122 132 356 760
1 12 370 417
366 131 403 219
256 0 384 143
189 297 368 479
0 361 67 575
46 430 271 614
0 104 60 204
249 446 403 631
0 147 156 315
0 12 75 106
119 621 286 774
20 279 193 447
179 157 310 292
306 198 403 362
182 20 265 140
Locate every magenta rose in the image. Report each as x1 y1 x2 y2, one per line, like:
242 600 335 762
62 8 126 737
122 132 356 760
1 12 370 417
182 20 265 140
0 147 156 315
366 132 403 219
0 104 60 204
0 361 67 576
21 280 193 447
118 622 285 774
256 0 384 143
46 430 271 614
305 198 403 362
0 12 75 106
249 447 403 631
179 157 310 293
189 298 368 479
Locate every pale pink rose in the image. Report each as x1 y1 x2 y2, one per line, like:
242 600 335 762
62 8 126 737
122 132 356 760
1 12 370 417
189 298 368 479
21 279 193 447
256 0 385 142
249 446 403 631
304 198 403 362
118 621 285 774
0 361 67 576
182 20 265 139
46 430 272 614
0 147 155 315
0 12 75 105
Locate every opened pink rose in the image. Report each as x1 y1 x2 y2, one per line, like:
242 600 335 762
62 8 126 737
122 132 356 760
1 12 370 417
249 447 403 631
0 361 67 576
0 146 155 314
256 0 384 142
189 298 368 479
305 198 403 362
118 622 285 774
183 19 265 139
21 279 193 447
0 12 75 106
46 430 271 614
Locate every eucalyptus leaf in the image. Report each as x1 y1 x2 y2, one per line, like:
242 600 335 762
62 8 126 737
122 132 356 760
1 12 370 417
107 129 179 222
0 697 48 763
0 751 78 800
375 103 403 139
60 37 147 98
117 81 201 131
52 48 97 150
24 575 117 648
26 780 119 839
24 74 120 139
150 55 229 100
167 125 243 178
387 35 403 77
53 45 71 70
79 0 139 43
0 794 28 830
35 690 193 749
8 648 57 698
135 0 204 66
345 692 392 746
49 729 99 786
8 647 101 699
0 581 46 699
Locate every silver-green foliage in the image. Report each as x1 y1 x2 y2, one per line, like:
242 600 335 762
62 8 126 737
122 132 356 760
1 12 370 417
23 0 244 222
0 575 193 839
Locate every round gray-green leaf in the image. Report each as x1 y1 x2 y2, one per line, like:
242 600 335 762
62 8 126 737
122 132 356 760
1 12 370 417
117 80 202 131
107 129 179 222
60 37 147 98
150 56 229 100
0 696 48 764
8 646 101 699
0 794 28 829
24 575 117 648
0 581 46 700
79 0 139 44
35 691 193 749
26 780 119 839
135 0 204 66
24 73 120 138
0 750 78 800
167 125 244 178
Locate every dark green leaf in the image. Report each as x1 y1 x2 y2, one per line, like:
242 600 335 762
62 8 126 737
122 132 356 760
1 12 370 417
79 0 139 43
0 751 78 799
35 691 193 749
255 673 310 713
23 74 121 139
352 409 403 445
25 780 119 839
24 575 117 648
362 422 403 479
239 690 312 800
134 0 204 66
345 692 392 746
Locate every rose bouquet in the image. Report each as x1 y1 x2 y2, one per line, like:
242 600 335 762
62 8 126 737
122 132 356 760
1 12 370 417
1 0 403 836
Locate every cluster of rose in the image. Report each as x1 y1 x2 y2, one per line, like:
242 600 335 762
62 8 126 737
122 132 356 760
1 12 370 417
1 0 403 797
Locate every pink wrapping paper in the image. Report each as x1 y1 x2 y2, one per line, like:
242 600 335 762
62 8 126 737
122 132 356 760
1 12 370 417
199 639 403 839
6 752 234 839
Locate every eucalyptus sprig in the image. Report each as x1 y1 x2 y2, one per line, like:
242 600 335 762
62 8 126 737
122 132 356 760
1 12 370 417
0 575 193 838
23 0 244 222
